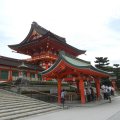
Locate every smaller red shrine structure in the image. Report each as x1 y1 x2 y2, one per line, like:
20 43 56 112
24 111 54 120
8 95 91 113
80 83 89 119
41 51 109 104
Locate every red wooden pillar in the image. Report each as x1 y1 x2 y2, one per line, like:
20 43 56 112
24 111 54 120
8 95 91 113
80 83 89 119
57 79 62 104
95 78 100 100
9 67 12 81
79 78 85 104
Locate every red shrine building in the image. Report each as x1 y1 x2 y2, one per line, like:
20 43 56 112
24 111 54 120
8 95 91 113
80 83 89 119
0 22 110 104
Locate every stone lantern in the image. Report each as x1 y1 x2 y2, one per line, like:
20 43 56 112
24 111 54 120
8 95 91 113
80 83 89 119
17 62 28 93
18 62 28 78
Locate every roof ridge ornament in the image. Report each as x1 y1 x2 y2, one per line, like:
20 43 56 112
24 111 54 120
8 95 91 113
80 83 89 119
32 21 37 25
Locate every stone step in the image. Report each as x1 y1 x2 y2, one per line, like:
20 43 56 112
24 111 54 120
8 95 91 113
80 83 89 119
0 99 44 106
0 94 37 100
0 104 56 114
0 90 44 102
0 97 44 104
0 97 45 103
0 107 60 120
0 106 58 118
0 94 45 102
0 89 61 120
0 90 33 99
0 101 49 108
0 102 48 110
0 95 33 99
0 93 44 102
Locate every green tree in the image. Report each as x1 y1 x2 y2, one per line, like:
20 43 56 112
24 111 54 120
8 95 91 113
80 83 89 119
94 57 109 69
113 64 120 80
113 64 119 68
94 57 111 86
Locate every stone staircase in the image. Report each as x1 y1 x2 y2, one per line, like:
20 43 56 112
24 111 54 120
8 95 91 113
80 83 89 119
0 89 62 120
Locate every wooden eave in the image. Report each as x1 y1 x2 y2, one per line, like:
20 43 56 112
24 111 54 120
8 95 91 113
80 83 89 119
41 51 110 79
8 22 66 50
8 32 86 56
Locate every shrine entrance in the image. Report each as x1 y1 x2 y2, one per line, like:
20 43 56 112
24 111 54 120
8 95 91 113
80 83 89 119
41 51 109 104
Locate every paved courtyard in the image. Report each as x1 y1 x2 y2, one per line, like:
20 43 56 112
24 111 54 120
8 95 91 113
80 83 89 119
18 96 120 120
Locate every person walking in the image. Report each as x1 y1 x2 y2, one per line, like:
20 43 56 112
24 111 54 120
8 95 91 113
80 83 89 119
90 87 95 101
101 84 106 99
107 86 112 103
86 87 91 102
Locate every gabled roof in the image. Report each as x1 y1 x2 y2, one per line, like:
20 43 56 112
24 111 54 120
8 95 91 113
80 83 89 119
8 22 66 48
21 22 66 44
8 22 86 56
0 56 43 71
41 51 110 78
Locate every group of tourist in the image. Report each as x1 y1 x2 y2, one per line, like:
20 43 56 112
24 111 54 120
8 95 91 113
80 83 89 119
101 84 114 101
60 84 115 107
84 84 115 103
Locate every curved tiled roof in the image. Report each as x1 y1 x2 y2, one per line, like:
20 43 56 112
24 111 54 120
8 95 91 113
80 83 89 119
41 51 110 77
8 22 86 56
8 22 66 47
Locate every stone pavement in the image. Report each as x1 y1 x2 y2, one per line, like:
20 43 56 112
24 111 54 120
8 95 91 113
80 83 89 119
106 110 120 120
18 96 120 120
64 99 109 108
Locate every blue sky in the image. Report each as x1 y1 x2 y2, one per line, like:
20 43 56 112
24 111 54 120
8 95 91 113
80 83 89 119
0 0 120 66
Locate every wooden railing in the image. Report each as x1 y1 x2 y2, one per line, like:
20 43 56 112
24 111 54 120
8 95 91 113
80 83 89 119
26 53 58 61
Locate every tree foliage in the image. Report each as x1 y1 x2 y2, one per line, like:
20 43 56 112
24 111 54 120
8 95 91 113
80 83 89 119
94 57 110 69
113 64 119 68
94 57 111 86
113 64 120 81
